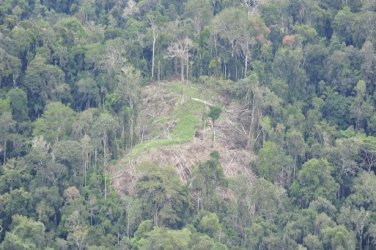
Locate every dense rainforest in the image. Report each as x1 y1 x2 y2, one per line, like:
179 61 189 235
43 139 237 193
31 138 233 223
0 0 376 249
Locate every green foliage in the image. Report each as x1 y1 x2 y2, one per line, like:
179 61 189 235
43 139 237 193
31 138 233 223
23 57 71 117
132 225 227 250
273 47 308 102
0 98 10 115
0 188 34 223
250 178 289 221
0 0 375 249
254 141 293 183
197 212 221 238
7 88 28 122
208 106 221 123
0 112 16 162
0 48 21 82
291 159 339 207
140 227 192 249
322 225 355 250
190 152 228 211
347 171 376 210
0 215 46 250
136 162 189 228
33 102 75 142
0 161 31 193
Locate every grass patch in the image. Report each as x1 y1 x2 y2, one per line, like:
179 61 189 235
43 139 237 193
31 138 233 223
122 82 210 161
172 113 197 141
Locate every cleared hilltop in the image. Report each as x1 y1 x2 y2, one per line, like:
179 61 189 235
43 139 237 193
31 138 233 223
110 81 254 194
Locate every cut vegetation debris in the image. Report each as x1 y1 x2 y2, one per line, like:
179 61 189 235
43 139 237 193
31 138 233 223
110 82 254 194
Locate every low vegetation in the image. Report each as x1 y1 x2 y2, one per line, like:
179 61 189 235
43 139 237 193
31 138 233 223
0 0 376 249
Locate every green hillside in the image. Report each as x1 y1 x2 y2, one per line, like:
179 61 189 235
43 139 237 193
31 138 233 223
0 0 376 249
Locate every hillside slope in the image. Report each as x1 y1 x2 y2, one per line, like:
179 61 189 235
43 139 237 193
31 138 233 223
110 81 254 194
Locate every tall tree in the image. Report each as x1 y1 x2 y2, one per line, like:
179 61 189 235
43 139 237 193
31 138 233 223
291 158 339 207
80 135 93 186
167 37 193 82
339 207 369 250
236 74 281 151
147 14 161 81
208 105 221 144
190 152 228 211
286 129 306 178
0 112 16 162
23 56 71 117
136 163 189 228
211 7 269 78
183 0 213 37
33 102 75 143
91 113 118 200
114 65 141 148
0 48 21 87
348 171 376 210
0 215 46 250
255 141 293 184
7 88 29 122
350 80 373 130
